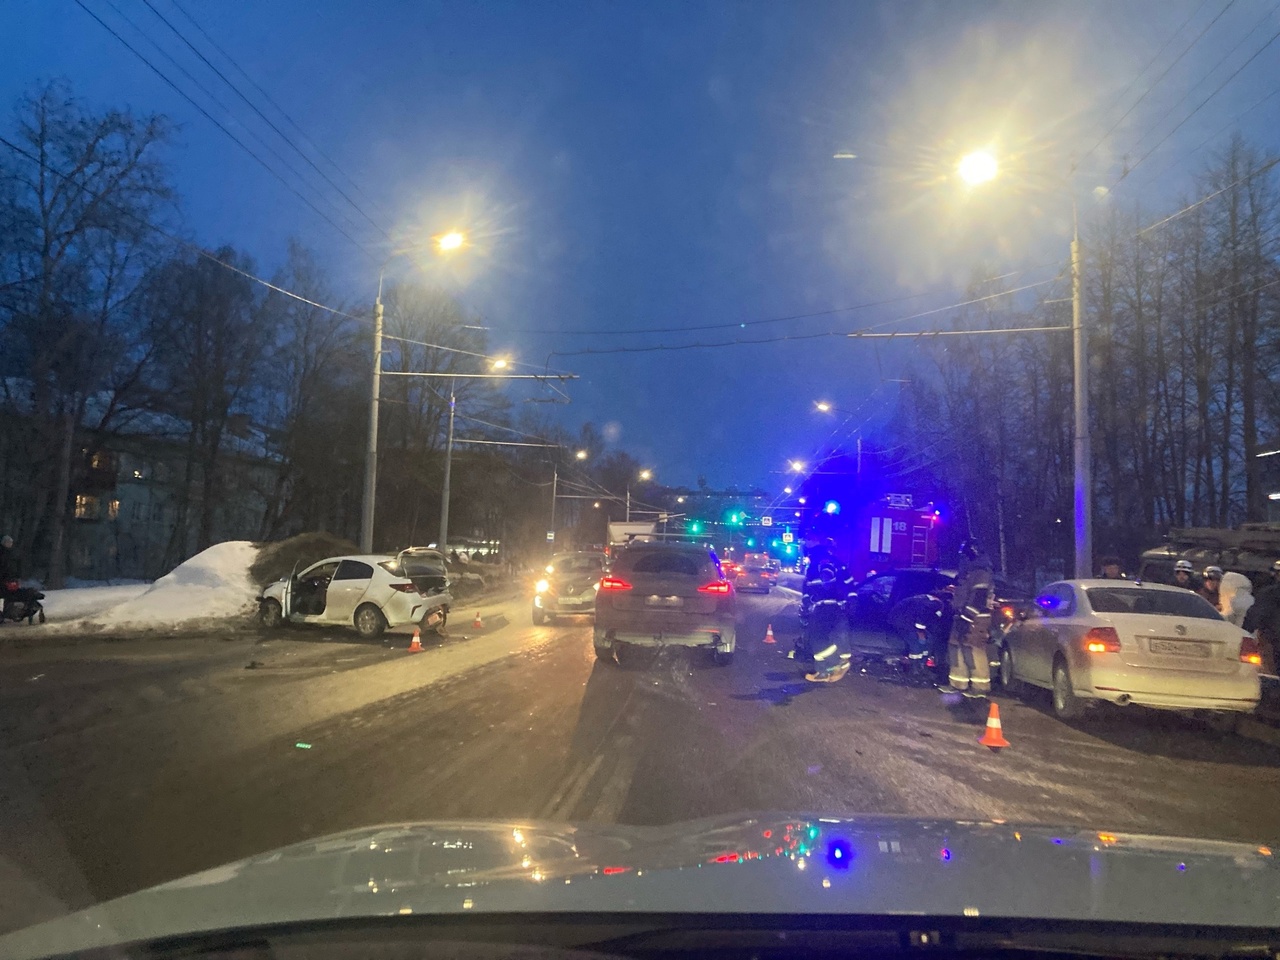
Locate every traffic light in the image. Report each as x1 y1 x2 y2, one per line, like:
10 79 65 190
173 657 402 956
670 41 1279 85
689 521 701 534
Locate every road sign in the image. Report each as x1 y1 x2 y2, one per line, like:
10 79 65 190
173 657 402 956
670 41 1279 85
761 516 773 527
782 532 793 543
546 531 555 542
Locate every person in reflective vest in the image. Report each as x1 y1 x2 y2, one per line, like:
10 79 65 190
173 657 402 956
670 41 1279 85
943 539 995 698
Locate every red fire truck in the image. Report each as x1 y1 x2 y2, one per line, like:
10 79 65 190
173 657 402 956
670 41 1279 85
841 494 942 582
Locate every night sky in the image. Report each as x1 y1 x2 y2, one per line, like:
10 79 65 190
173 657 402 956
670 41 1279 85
5 0 1279 490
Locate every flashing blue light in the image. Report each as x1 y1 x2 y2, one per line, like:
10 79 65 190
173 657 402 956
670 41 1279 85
1177 862 1187 872
1052 838 1064 845
940 847 952 862
823 500 841 515
747 538 755 548
826 838 853 869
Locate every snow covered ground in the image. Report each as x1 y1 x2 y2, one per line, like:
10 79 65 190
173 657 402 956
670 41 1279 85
36 541 261 634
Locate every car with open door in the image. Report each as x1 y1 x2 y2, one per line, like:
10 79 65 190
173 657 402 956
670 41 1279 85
532 551 606 623
997 579 1262 720
257 547 452 639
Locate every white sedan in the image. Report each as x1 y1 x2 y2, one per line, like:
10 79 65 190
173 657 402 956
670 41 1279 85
998 579 1261 720
257 548 452 639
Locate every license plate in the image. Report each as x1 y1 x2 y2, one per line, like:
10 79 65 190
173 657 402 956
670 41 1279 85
646 595 683 608
1149 638 1211 658
559 597 588 606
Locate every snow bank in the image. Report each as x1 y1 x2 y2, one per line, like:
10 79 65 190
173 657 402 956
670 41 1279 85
42 583 151 623
87 541 260 628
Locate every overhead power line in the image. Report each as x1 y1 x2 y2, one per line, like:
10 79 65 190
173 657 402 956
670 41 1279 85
169 0 391 226
139 0 392 240
74 0 379 262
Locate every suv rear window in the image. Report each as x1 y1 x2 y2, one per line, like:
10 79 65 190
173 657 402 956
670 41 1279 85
1085 587 1223 620
624 551 706 577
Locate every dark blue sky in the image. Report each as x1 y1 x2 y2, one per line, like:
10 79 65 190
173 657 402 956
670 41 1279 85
5 0 1279 490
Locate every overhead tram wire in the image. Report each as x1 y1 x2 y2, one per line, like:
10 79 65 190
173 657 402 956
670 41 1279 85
93 0 372 244
139 0 392 240
1072 0 1219 174
74 0 380 263
169 0 392 226
546 275 1061 358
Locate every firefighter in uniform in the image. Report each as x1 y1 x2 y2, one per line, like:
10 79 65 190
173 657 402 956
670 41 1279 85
943 539 995 698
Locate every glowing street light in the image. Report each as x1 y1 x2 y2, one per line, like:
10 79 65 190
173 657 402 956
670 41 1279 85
575 449 588 460
638 469 653 481
491 357 510 370
435 230 466 252
784 486 793 495
815 401 832 413
789 460 805 473
957 150 997 186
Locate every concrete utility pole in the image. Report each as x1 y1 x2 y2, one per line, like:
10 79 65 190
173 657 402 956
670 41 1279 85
1071 198 1092 578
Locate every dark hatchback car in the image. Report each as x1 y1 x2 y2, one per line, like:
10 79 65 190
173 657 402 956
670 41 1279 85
847 567 1026 636
532 551 607 624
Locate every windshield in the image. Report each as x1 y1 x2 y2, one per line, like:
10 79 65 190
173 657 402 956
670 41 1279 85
1086 586 1225 620
5 0 1280 949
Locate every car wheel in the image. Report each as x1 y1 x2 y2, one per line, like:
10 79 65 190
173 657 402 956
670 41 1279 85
592 627 614 663
713 649 735 666
259 599 283 628
531 604 546 625
1052 657 1085 720
999 645 1024 697
354 603 387 639
431 608 448 636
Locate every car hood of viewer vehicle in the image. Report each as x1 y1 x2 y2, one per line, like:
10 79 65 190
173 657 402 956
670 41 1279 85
3 814 1278 957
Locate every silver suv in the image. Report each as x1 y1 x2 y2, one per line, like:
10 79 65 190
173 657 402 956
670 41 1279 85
593 541 736 665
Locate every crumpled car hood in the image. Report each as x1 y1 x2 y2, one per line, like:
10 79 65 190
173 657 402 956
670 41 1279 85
2 814 1277 958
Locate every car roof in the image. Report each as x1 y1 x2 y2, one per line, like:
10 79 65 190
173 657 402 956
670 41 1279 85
619 540 713 552
304 555 393 567
1058 578 1189 593
552 551 605 560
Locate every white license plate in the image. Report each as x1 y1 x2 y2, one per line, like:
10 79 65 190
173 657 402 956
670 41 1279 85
1149 638 1211 658
559 597 588 606
646 595 683 608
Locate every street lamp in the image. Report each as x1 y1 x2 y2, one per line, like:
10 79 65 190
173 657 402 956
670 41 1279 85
814 401 832 413
575 449 588 460
628 469 653 521
784 486 793 495
789 460 805 473
491 358 509 370
361 233 470 553
953 148 1090 576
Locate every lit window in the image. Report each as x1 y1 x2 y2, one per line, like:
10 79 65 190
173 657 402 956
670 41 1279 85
108 499 120 520
74 495 100 520
90 452 114 471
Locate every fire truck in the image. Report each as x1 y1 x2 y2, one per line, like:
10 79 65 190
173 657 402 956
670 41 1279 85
802 493 942 583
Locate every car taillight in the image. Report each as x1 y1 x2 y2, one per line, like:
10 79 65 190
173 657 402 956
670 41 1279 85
1084 626 1121 653
389 582 418 594
599 576 632 592
1241 636 1263 666
698 580 732 595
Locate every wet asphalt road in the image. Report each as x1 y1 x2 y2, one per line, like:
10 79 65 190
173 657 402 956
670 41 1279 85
3 585 1280 934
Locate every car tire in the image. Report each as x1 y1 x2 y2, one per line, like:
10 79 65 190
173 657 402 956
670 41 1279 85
531 604 546 625
353 603 387 639
713 649 734 667
259 599 283 628
431 608 448 636
592 627 614 663
999 645 1025 697
1052 657 1085 720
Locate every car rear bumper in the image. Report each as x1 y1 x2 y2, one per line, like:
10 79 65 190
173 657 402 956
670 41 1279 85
1078 659 1260 712
597 623 735 651
1089 688 1260 712
387 591 452 628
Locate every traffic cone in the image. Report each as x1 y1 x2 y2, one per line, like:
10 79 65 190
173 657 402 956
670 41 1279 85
764 623 776 643
408 627 423 653
978 701 1011 749
472 610 484 630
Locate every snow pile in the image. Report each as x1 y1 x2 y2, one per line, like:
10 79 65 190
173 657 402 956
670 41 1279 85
42 583 151 623
50 541 260 632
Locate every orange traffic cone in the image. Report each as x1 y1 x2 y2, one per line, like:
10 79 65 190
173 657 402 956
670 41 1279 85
472 611 484 630
978 701 1010 749
408 627 423 653
764 623 776 643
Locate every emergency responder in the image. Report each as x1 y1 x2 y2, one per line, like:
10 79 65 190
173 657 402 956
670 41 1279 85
888 588 951 685
1244 560 1280 676
1172 559 1197 590
1198 565 1223 608
942 539 995 698
800 560 852 683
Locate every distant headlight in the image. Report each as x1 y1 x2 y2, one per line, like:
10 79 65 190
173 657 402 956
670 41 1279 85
535 579 550 593
544 564 555 574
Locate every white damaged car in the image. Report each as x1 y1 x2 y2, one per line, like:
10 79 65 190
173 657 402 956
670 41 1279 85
257 547 452 638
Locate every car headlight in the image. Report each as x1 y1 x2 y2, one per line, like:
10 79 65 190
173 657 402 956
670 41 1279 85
535 579 550 593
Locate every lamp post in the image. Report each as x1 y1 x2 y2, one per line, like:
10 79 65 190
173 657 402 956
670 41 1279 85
957 150 1091 577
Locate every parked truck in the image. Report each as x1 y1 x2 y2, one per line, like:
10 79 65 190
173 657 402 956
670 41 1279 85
1139 523 1280 586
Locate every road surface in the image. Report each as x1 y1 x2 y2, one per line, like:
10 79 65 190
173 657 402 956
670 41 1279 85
3 585 1280 934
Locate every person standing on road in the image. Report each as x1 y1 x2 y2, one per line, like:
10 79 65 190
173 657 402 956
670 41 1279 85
942 539 995 699
1198 566 1223 608
1172 559 1197 590
1218 571 1254 627
1244 561 1280 676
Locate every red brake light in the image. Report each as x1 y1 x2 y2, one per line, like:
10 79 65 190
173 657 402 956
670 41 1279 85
599 576 632 592
1084 626 1121 653
389 582 418 594
699 580 732 595
1241 635 1263 666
